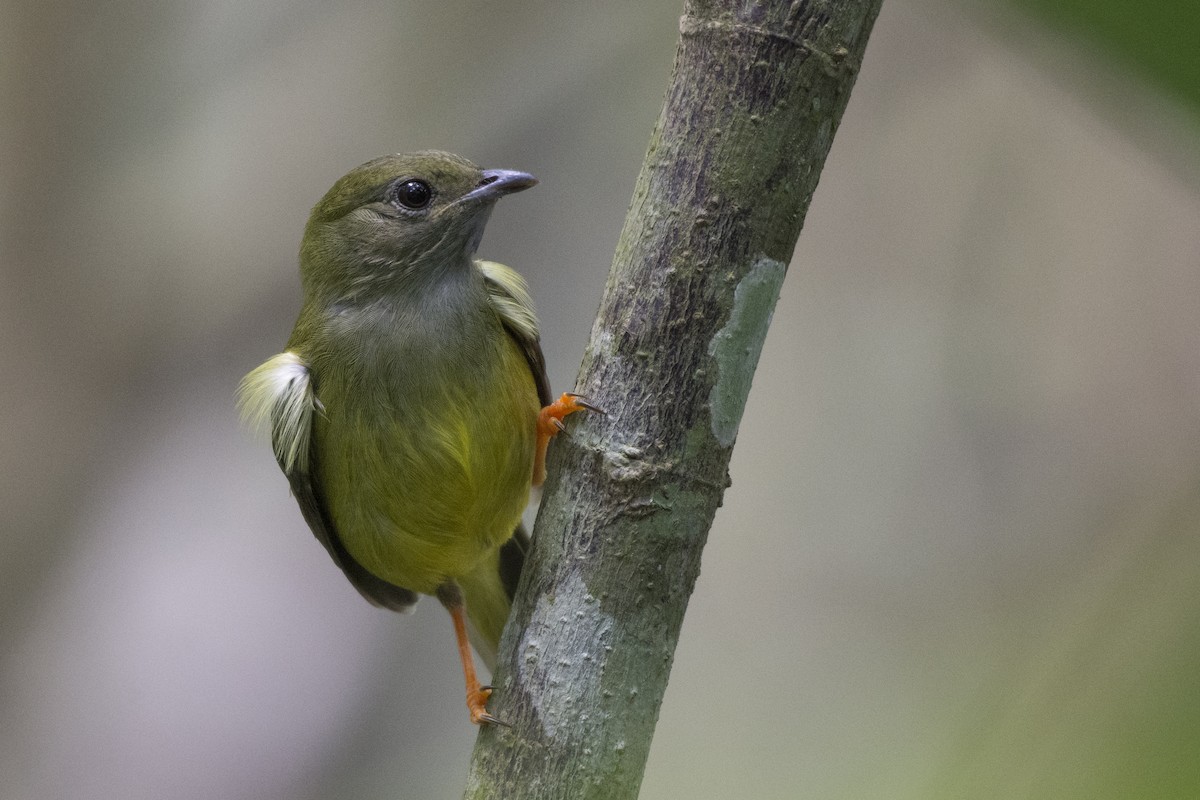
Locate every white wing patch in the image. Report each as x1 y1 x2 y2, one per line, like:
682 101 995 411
477 259 539 341
237 351 317 474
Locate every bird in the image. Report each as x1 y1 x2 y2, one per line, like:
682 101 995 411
238 150 592 724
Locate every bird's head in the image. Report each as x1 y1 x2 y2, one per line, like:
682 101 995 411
299 150 536 300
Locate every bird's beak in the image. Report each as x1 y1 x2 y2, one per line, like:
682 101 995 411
464 169 538 202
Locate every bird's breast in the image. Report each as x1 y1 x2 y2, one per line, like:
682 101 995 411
309 299 540 594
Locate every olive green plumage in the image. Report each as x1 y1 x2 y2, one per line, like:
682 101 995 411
239 151 548 668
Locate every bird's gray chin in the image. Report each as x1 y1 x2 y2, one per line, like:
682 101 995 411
463 206 495 254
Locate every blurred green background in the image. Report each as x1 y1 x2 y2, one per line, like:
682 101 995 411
2 1 1198 798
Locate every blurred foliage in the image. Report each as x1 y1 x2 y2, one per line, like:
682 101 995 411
1010 0 1200 123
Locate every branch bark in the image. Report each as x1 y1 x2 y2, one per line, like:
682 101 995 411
465 1 883 797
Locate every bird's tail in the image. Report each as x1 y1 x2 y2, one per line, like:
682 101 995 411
460 525 529 671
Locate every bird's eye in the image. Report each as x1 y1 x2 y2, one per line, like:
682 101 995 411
392 179 432 210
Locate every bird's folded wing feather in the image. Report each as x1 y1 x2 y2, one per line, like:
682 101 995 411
237 351 419 611
477 259 551 406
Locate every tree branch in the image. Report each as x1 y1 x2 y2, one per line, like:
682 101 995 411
465 1 883 797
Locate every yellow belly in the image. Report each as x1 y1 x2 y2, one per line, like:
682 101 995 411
314 335 539 595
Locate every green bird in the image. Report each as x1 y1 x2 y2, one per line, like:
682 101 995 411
238 151 589 724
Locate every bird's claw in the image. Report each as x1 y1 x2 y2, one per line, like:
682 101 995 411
467 685 509 727
563 392 606 415
475 711 512 728
534 391 604 485
538 392 598 437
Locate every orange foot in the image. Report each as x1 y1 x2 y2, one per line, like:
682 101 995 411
467 684 505 726
535 392 603 486
445 599 508 726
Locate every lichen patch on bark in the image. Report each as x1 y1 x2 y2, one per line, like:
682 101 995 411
706 255 786 447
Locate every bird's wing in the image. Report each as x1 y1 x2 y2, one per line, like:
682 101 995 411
498 524 530 601
238 351 419 611
477 260 552 406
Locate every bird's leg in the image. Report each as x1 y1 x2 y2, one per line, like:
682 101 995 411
436 582 503 726
534 392 603 486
